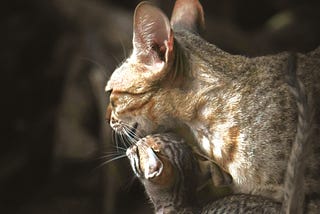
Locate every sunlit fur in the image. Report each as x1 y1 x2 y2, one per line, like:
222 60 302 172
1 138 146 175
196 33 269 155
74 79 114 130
106 1 320 205
127 133 281 213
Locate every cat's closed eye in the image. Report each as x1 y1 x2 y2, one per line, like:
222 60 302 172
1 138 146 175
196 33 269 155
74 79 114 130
106 89 112 98
106 90 116 107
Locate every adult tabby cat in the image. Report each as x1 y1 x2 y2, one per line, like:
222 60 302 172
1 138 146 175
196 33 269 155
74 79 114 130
125 54 314 214
126 133 281 213
106 0 320 203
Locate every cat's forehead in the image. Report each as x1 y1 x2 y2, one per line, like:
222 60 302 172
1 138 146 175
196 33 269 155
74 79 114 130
105 55 149 93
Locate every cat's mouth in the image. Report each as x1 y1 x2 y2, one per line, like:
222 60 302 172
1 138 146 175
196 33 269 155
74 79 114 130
111 117 139 136
112 121 140 146
126 142 163 180
128 122 138 138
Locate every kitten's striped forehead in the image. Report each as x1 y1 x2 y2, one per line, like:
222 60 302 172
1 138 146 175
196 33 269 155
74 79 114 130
139 133 187 155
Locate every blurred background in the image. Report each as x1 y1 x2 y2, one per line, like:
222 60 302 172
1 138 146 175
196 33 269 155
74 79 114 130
1 0 319 213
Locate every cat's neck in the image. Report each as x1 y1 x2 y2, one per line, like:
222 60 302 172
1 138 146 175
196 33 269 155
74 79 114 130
162 31 252 163
161 32 246 123
174 30 250 82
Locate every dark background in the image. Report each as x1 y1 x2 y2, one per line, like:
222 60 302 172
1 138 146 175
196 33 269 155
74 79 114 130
1 0 319 213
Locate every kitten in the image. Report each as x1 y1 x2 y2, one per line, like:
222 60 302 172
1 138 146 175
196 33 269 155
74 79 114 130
106 0 320 203
126 133 281 214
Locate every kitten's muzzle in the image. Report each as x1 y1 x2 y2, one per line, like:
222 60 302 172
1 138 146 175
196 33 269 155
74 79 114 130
126 145 143 177
127 142 163 180
143 147 163 179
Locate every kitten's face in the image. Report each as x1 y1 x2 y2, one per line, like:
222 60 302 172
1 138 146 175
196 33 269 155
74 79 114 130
126 134 175 187
105 2 175 137
126 134 193 187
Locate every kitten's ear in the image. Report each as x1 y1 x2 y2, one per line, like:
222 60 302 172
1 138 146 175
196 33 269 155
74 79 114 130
133 2 174 73
171 0 205 33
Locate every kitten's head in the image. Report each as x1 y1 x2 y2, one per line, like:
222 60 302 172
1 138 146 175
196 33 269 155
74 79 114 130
105 1 204 137
126 133 200 190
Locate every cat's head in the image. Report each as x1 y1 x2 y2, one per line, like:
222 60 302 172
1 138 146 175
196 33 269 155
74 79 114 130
105 1 204 137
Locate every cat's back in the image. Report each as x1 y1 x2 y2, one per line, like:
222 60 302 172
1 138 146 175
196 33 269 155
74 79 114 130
297 47 320 198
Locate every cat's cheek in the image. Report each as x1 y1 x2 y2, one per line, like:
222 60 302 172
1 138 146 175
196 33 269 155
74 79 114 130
134 117 158 136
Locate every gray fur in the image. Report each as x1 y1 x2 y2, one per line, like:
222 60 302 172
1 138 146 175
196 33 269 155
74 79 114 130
107 1 320 211
127 133 281 213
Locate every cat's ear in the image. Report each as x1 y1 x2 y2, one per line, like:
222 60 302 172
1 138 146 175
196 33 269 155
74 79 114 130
171 0 205 33
133 2 174 73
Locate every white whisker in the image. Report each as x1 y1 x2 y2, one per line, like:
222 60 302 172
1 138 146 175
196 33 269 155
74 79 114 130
100 154 127 166
120 133 130 148
112 130 120 152
123 127 138 145
121 121 146 138
111 146 127 151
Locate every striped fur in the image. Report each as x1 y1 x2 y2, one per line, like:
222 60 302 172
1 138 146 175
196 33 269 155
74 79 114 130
127 133 199 213
127 133 282 213
106 2 320 204
281 54 314 213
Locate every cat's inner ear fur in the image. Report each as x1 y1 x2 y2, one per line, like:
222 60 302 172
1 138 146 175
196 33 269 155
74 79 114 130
133 2 174 72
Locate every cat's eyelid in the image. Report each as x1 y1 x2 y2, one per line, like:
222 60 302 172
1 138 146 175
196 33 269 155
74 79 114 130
105 89 113 101
105 83 112 92
105 89 113 95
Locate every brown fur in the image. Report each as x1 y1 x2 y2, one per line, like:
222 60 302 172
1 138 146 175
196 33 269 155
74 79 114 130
106 0 320 204
127 133 281 213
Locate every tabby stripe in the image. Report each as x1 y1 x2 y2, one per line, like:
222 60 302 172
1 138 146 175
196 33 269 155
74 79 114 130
172 143 186 208
164 144 179 206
